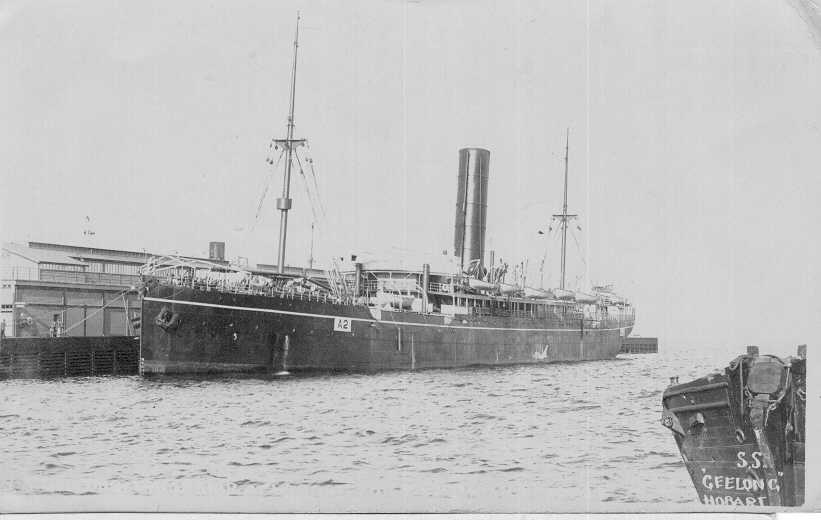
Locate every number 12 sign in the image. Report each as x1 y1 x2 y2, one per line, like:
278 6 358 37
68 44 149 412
333 317 352 332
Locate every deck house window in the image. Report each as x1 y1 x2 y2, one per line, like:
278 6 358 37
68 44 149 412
41 263 84 272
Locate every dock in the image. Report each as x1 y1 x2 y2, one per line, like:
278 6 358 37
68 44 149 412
621 336 658 353
0 336 139 379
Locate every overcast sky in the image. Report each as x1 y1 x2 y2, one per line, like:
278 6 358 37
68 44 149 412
1 0 819 352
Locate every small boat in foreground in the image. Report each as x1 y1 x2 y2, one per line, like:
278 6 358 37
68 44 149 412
661 345 806 507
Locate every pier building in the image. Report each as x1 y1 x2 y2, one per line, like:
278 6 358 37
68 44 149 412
0 240 324 338
1 241 155 338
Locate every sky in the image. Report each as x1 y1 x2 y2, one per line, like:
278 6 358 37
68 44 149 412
1 0 819 351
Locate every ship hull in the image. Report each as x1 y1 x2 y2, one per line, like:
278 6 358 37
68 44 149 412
139 285 631 375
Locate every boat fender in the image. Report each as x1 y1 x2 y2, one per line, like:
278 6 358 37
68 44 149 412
154 306 181 332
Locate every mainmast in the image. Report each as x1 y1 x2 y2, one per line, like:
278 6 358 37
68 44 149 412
552 128 577 290
275 12 303 274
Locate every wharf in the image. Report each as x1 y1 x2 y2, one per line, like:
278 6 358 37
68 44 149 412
0 336 139 379
621 336 658 353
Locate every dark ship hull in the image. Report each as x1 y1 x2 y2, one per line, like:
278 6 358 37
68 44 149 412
139 284 632 375
661 346 806 507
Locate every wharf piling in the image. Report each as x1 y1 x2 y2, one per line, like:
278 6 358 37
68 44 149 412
0 336 139 379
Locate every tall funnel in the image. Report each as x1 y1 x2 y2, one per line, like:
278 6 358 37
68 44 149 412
454 148 490 272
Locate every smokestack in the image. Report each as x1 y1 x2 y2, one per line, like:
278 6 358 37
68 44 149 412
209 241 225 262
454 148 490 272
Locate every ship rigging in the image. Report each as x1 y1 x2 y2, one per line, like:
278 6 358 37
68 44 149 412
135 15 635 375
274 12 303 274
552 128 577 291
537 130 586 293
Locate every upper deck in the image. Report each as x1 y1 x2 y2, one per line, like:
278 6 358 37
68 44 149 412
139 256 635 330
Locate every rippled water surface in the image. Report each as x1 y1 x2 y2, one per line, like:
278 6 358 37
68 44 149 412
0 345 757 511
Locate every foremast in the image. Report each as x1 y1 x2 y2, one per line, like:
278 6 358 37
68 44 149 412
275 12 305 273
552 128 577 290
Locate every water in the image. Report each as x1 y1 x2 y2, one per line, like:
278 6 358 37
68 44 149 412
0 346 754 512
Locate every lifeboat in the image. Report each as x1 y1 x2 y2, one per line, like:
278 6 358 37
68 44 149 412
553 288 575 300
574 291 598 304
467 278 496 291
498 283 519 296
375 293 415 310
523 287 552 299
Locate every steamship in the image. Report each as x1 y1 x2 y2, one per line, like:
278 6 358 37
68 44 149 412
137 16 635 375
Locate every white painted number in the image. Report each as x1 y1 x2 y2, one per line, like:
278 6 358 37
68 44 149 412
333 318 352 332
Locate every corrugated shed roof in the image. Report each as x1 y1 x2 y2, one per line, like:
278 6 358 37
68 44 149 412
27 241 148 259
2 242 89 266
71 251 150 264
29 242 226 266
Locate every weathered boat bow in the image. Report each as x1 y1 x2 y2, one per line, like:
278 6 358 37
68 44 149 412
661 345 806 507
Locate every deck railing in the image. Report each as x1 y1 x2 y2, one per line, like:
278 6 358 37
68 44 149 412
156 278 354 306
150 276 634 328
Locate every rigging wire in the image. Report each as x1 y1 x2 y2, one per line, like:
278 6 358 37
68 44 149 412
252 147 286 230
304 141 327 219
293 151 321 225
569 225 586 263
568 225 588 287
537 224 562 288
291 145 348 298
538 221 591 290
256 134 346 298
